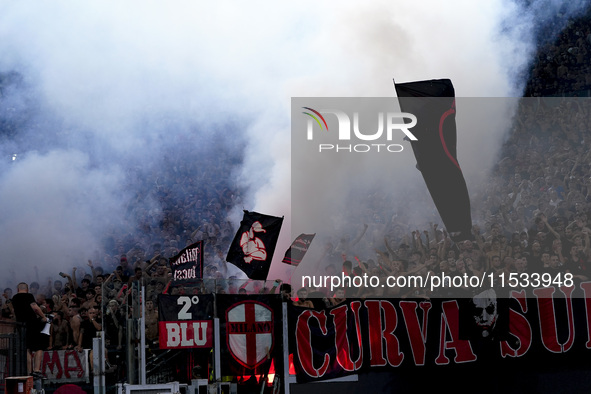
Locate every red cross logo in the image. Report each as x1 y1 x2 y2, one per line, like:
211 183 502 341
226 300 274 369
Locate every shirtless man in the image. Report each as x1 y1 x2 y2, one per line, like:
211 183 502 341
69 304 84 349
145 299 159 347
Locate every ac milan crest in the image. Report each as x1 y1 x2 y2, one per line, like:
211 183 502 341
225 300 274 369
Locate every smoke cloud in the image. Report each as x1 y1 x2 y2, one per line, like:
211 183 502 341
0 0 588 285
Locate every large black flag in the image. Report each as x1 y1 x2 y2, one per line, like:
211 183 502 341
394 79 472 241
226 210 284 280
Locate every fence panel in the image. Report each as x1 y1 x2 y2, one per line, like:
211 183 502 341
0 321 26 394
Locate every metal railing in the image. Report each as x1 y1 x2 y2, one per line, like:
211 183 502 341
0 321 26 394
1 279 284 392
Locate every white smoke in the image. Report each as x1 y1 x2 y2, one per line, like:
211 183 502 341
0 0 588 285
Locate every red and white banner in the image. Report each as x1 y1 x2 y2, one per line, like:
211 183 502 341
158 294 214 349
226 300 274 369
217 294 282 378
158 320 213 349
289 283 591 382
41 349 89 383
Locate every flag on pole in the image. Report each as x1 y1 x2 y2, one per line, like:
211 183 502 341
169 240 204 283
282 233 315 266
226 210 284 280
394 79 472 241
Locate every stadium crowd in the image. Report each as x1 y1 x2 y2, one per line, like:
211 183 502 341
2 94 591 352
1 6 591 370
525 7 591 97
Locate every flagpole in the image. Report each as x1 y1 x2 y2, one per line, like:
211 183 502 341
287 237 324 289
287 264 297 285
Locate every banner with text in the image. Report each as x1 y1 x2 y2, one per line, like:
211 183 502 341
158 294 214 349
41 349 90 383
169 241 204 283
217 294 283 378
289 282 591 382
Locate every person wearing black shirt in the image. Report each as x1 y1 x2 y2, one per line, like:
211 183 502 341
12 282 49 379
76 306 102 372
